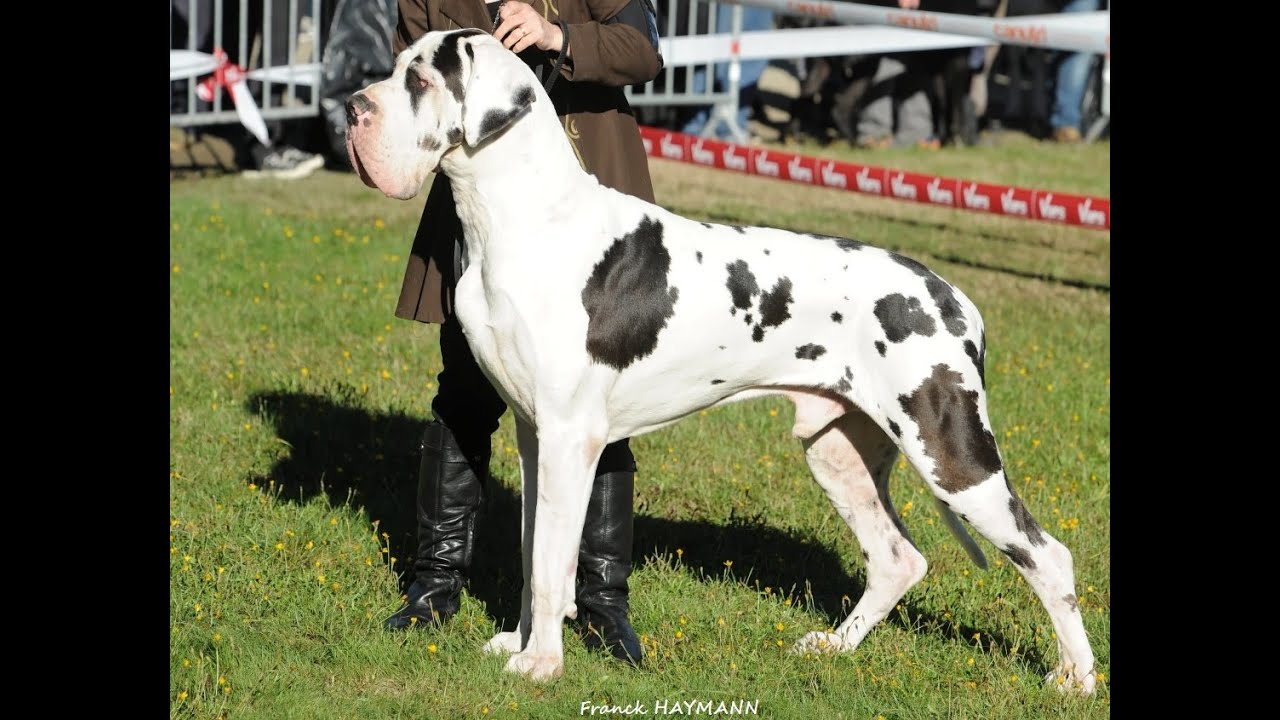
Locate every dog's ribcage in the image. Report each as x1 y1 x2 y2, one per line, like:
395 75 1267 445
579 194 987 441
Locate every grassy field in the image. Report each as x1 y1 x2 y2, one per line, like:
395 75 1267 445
169 134 1110 719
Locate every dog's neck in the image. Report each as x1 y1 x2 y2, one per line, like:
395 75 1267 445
440 86 594 264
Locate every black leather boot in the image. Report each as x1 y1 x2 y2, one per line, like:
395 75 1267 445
385 419 486 630
576 470 643 666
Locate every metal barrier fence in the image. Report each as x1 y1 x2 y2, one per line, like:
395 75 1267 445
169 1 1106 144
625 2 749 142
169 0 323 129
169 0 745 137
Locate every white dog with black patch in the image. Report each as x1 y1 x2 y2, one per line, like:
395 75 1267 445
345 30 1097 691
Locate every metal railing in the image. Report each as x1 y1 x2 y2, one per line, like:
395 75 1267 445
626 2 747 141
169 0 323 128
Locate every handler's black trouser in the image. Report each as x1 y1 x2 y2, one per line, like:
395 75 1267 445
431 315 637 474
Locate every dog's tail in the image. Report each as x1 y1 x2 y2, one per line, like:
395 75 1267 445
936 498 989 570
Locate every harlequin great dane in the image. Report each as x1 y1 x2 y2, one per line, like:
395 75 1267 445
345 29 1096 691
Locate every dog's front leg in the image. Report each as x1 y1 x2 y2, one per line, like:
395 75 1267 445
503 423 601 682
483 417 538 658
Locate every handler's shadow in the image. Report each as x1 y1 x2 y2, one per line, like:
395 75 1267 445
247 389 1036 666
248 387 526 624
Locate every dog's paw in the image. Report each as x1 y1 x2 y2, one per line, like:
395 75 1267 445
1043 664 1097 696
483 631 523 656
791 631 848 654
504 651 564 682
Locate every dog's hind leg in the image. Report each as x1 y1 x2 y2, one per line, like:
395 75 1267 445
892 363 1096 694
790 402 928 655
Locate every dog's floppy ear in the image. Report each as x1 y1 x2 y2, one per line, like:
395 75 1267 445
461 37 538 147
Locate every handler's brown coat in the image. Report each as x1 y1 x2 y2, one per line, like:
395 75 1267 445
393 0 660 323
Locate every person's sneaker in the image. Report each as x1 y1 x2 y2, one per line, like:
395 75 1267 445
855 135 892 150
1052 126 1082 144
244 146 325 180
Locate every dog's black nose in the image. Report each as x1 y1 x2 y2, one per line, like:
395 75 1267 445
345 94 376 127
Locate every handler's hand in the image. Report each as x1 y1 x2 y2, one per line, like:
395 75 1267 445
494 1 564 55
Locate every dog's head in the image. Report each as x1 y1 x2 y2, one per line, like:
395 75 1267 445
344 30 537 200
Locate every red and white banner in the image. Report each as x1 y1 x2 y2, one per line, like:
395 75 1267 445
639 127 1110 231
729 0 1110 55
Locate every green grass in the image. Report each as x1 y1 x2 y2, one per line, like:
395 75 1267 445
169 138 1110 719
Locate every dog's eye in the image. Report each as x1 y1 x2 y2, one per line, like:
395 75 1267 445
405 60 431 91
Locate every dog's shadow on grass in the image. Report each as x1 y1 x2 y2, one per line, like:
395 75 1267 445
247 389 1044 671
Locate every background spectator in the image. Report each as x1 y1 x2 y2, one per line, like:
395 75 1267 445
1049 0 1101 142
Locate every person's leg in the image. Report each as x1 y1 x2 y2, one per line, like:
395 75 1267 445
1027 48 1051 139
942 49 978 146
829 55 878 144
576 439 643 665
385 315 507 629
1049 0 1100 138
894 87 935 147
901 50 945 147
1002 45 1026 128
1049 50 1090 140
891 57 936 147
855 57 896 147
726 8 774 132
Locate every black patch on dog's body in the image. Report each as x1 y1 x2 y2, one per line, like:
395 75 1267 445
891 253 967 336
1008 494 1047 547
725 260 760 312
963 339 985 386
405 60 428 113
725 262 792 342
875 341 886 356
831 311 843 323
476 86 535 141
875 294 936 343
743 313 753 326
732 225 746 234
1064 594 1078 611
763 249 771 255
696 251 703 263
795 344 827 360
711 379 725 385
888 420 901 437
897 364 1002 493
701 222 714 229
1003 545 1036 570
808 233 866 252
446 127 464 145
834 377 852 393
421 135 442 152
582 217 678 370
757 278 794 330
432 32 475 104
